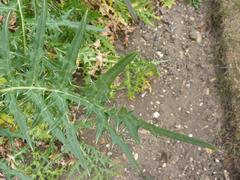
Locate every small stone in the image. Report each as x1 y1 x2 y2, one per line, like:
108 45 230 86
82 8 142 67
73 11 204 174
188 134 193 137
156 101 160 105
162 163 167 168
186 83 191 88
139 129 149 135
206 88 210 95
189 17 195 21
189 30 202 44
224 170 230 180
175 124 182 129
134 153 138 160
106 144 110 148
107 152 113 156
153 112 160 118
184 125 188 128
141 91 147 98
156 51 164 58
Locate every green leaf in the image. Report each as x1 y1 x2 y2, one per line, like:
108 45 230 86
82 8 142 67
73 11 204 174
108 128 139 169
110 108 140 144
60 11 88 85
0 127 23 139
84 52 137 103
118 108 217 150
0 161 31 180
53 93 89 173
31 0 47 83
7 94 33 149
0 12 11 76
0 12 32 149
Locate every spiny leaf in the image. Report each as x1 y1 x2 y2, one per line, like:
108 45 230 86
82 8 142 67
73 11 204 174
0 161 31 180
53 93 89 173
110 108 140 144
31 0 47 83
108 128 139 169
84 52 137 103
139 119 216 150
0 127 23 139
99 52 137 88
7 94 33 149
0 12 32 149
29 92 66 144
60 11 88 85
0 12 11 76
117 108 216 150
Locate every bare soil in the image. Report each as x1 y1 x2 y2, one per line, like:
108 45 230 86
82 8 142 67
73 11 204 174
110 1 239 179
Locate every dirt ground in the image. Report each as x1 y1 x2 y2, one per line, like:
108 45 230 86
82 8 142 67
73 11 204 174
110 1 239 179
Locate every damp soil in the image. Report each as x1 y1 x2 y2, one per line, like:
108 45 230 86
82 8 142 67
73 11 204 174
109 1 238 180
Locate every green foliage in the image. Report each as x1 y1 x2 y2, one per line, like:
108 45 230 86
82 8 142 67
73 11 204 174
161 0 176 8
0 161 30 180
15 148 64 180
121 0 159 25
123 57 159 99
186 0 201 9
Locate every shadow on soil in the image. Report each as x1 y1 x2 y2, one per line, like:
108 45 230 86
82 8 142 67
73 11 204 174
210 0 240 179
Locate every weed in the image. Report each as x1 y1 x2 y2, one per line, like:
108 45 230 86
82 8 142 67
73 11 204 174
161 0 176 8
186 0 201 9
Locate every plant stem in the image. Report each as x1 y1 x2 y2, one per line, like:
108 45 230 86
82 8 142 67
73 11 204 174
17 0 27 54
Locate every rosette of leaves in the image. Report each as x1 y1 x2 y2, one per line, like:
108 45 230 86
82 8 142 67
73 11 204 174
0 0 214 178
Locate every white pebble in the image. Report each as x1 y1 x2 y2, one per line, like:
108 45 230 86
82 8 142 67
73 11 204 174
156 51 164 58
134 153 138 160
162 163 167 168
153 112 160 118
107 152 113 156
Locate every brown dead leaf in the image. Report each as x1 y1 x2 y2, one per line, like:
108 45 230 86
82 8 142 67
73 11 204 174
0 15 4 24
93 39 101 49
0 145 8 158
89 51 107 76
0 171 6 179
99 137 106 145
9 12 17 32
13 139 25 149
